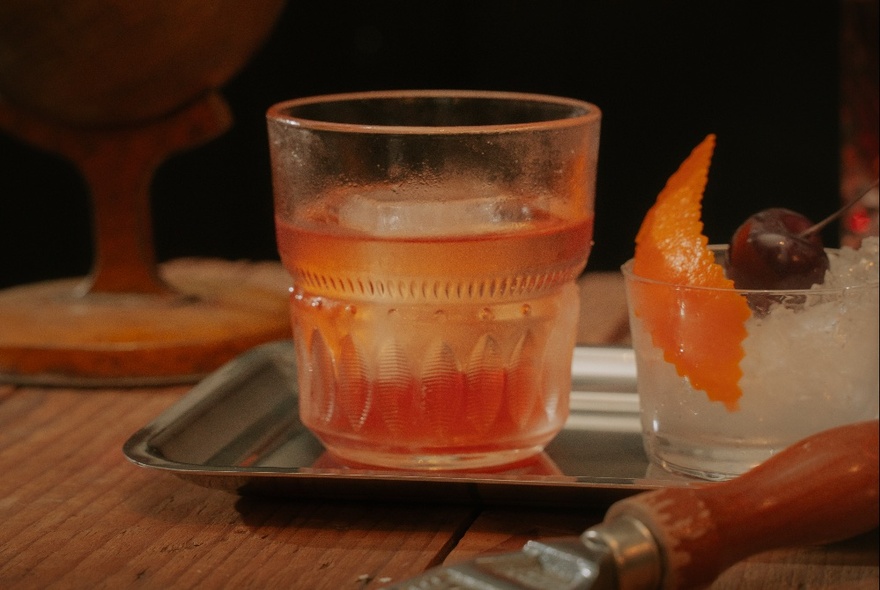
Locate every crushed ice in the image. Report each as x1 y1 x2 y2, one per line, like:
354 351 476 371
822 236 879 289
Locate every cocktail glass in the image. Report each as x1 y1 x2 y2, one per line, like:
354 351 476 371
622 243 879 480
267 90 601 470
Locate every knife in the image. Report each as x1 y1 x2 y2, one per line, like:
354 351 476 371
387 419 879 590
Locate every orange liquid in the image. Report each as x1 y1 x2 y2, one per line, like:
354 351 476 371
276 203 592 469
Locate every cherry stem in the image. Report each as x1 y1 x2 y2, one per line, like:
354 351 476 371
798 180 879 239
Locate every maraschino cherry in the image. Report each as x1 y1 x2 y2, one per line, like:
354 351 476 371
727 208 828 290
727 181 877 290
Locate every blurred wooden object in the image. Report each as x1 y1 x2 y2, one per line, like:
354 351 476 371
0 1 286 127
0 2 288 385
0 258 292 386
0 93 233 295
577 271 630 345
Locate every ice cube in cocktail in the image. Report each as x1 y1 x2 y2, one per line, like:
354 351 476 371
334 184 552 237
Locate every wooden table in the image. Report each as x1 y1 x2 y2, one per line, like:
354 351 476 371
1 269 877 589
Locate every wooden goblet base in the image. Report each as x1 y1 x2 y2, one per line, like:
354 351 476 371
0 259 292 387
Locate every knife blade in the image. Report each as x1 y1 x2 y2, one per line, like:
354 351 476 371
387 419 879 590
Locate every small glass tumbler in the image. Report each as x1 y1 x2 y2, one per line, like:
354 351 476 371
622 245 879 481
267 90 601 470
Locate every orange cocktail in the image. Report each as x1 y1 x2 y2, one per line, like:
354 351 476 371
268 91 601 469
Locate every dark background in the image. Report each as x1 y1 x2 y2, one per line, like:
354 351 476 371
0 1 841 289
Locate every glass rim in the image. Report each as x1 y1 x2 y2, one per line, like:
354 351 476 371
620 245 880 295
265 89 601 135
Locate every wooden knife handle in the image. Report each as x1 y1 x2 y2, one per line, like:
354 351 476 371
605 419 879 589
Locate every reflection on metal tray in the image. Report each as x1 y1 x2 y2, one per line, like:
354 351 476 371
123 341 690 507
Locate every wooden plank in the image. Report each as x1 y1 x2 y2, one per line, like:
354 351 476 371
443 508 600 563
577 272 630 345
0 387 472 589
711 531 879 589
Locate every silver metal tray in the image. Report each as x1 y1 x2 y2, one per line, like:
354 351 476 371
124 341 689 507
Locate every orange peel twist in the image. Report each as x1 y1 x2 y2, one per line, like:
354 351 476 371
632 134 751 411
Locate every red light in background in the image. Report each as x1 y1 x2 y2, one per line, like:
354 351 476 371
846 209 872 234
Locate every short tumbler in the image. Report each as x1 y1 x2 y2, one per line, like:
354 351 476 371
267 90 601 470
623 244 879 480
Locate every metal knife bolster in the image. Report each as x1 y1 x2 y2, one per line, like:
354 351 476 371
580 514 663 590
385 516 662 590
387 536 609 590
